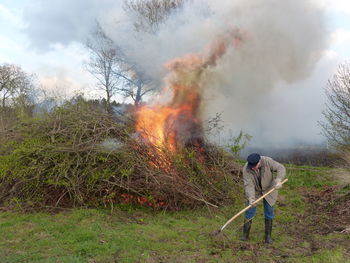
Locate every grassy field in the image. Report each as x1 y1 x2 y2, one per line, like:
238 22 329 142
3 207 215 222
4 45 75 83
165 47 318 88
0 165 349 263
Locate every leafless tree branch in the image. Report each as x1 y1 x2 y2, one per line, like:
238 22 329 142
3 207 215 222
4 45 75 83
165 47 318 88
320 61 350 150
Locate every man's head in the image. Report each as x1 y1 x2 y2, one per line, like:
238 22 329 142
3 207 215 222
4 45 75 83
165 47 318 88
247 153 261 170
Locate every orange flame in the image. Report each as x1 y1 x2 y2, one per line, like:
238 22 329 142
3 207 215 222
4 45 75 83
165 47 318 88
136 29 244 154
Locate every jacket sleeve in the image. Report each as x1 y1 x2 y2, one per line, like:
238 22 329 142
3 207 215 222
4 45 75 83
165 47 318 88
242 168 256 202
266 157 286 182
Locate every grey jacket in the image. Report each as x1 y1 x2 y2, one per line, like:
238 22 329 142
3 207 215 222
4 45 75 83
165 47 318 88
242 156 286 206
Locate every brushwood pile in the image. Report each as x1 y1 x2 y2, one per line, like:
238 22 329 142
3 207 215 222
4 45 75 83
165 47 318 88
0 98 242 211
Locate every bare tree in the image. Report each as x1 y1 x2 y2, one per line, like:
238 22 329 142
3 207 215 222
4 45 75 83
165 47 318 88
114 64 154 106
0 64 35 109
120 0 187 103
124 0 185 33
85 23 154 107
320 61 350 150
0 64 37 133
86 1 186 106
85 24 122 112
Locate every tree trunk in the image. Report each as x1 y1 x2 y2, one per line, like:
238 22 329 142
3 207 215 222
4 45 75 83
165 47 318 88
135 83 142 106
106 88 112 113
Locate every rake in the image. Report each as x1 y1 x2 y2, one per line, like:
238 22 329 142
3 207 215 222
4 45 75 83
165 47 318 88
211 178 288 236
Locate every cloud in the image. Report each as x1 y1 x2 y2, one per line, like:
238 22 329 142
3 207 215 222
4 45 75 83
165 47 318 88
0 2 100 101
0 4 23 26
332 29 350 45
330 29 350 58
0 35 22 54
33 42 97 96
38 64 94 99
22 0 123 50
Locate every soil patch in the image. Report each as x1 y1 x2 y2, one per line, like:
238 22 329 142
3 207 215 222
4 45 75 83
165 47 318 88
276 185 350 260
302 185 350 234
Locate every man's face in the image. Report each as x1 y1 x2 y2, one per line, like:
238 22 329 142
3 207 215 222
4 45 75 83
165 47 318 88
251 161 261 171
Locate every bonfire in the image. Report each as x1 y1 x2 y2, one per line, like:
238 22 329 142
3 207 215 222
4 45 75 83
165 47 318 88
113 29 247 209
135 29 244 161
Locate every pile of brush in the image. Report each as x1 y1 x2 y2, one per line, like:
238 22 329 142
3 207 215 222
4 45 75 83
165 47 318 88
0 99 242 211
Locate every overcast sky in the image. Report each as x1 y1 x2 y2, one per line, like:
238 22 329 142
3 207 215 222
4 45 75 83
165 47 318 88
1 0 350 147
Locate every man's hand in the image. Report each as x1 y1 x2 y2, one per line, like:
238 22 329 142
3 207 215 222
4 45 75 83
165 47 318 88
275 179 282 190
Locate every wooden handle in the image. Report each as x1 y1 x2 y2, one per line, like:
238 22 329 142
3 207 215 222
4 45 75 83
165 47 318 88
220 178 288 232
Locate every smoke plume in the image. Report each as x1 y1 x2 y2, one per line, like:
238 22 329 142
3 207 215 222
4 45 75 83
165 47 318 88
105 0 329 146
24 0 331 147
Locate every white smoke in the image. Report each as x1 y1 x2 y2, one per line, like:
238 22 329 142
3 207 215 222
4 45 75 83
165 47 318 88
98 138 124 152
23 0 334 147
103 0 330 146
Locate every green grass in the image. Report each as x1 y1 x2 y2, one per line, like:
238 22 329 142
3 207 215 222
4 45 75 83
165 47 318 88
286 248 348 263
0 165 348 263
285 165 337 189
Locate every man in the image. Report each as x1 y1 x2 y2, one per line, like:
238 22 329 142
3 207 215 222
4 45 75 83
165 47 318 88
241 153 286 243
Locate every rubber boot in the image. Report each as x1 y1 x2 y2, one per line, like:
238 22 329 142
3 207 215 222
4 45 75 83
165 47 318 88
264 218 273 244
240 218 252 241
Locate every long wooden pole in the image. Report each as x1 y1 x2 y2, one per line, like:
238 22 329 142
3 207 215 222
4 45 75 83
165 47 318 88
219 178 288 232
